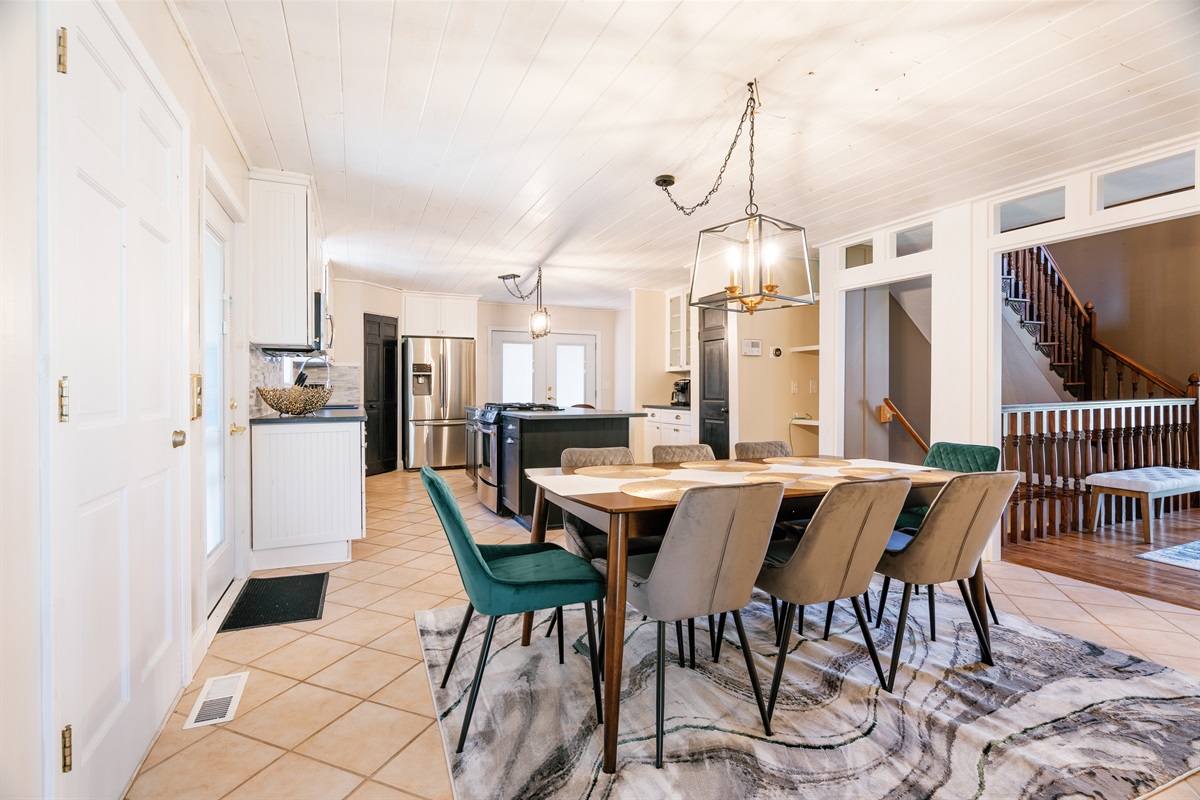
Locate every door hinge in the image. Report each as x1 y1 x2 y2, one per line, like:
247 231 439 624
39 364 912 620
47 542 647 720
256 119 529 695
57 28 68 74
61 725 72 772
57 376 70 422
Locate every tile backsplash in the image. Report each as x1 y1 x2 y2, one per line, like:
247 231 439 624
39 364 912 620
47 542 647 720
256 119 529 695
249 347 362 417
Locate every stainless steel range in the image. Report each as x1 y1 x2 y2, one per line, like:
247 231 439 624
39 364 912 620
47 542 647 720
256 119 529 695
473 402 561 513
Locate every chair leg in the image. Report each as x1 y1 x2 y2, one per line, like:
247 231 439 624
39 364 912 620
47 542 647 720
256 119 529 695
957 580 994 665
584 600 603 724
797 605 805 636
545 609 556 638
441 603 475 689
985 584 1000 626
766 602 795 724
770 596 780 632
675 620 685 668
876 576 891 627
823 601 835 640
849 595 888 691
687 618 696 669
655 621 666 769
886 583 913 692
714 612 727 662
708 614 718 660
863 591 871 620
556 606 565 665
732 609 771 737
927 584 936 642
456 615 499 754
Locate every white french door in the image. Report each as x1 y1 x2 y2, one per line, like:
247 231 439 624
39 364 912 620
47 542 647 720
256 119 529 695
203 189 236 615
48 2 187 797
490 331 598 407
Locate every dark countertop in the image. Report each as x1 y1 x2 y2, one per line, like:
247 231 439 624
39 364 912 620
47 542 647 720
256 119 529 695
500 408 647 421
251 406 368 425
643 404 690 411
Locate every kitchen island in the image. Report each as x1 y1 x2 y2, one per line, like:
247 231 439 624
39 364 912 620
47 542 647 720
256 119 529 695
498 408 646 530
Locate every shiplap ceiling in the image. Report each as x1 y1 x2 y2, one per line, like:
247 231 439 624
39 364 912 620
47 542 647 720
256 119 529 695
173 0 1199 308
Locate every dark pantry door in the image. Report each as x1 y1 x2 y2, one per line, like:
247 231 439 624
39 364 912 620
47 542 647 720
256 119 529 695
364 313 398 475
697 304 730 459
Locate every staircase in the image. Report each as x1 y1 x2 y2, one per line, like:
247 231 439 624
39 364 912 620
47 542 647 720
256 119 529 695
1000 246 1195 401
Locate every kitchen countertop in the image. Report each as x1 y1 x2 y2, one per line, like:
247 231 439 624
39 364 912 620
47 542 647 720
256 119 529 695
643 404 690 411
251 406 368 425
500 408 647 420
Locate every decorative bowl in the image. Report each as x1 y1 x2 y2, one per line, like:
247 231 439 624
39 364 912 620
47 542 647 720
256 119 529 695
256 386 333 416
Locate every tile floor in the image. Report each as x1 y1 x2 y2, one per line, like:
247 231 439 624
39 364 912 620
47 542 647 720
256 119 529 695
128 468 1200 800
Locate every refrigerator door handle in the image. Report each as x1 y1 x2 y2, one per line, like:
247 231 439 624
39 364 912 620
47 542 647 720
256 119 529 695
415 420 463 427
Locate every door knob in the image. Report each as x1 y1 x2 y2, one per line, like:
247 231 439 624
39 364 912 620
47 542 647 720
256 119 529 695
171 430 186 448
229 397 238 410
229 423 246 436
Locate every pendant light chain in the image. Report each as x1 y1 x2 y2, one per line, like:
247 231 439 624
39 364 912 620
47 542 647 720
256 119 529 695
500 265 542 301
660 82 759 217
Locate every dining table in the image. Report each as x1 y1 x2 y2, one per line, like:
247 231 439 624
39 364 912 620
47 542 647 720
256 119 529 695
517 456 991 774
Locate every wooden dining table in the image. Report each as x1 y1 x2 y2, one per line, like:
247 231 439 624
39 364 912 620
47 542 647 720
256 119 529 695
517 458 991 774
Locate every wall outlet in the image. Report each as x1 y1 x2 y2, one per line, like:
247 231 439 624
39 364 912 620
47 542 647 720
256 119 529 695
809 379 818 394
790 380 798 394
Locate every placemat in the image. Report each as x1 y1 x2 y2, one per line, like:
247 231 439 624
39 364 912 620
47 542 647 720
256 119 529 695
742 472 822 485
574 464 671 479
764 457 852 467
679 460 770 472
620 479 708 501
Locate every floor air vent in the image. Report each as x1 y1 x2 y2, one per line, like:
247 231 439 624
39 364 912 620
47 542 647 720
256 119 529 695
183 672 249 729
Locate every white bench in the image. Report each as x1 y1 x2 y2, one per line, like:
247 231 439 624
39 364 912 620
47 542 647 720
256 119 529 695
1085 467 1200 543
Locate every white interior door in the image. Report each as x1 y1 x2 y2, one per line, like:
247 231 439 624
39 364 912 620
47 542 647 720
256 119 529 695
490 331 597 406
49 3 186 796
203 190 236 614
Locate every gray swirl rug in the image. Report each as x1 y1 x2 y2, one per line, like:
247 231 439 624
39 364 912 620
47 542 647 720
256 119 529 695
415 586 1200 799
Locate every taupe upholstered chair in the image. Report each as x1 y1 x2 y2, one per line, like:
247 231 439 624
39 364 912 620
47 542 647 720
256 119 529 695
734 440 792 459
875 471 1020 690
652 443 715 463
624 483 783 767
755 478 912 719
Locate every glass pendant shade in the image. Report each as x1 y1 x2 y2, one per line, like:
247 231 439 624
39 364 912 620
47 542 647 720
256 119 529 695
689 213 816 314
529 307 551 338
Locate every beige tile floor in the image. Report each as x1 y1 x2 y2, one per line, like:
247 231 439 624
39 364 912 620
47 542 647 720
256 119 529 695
128 468 1200 800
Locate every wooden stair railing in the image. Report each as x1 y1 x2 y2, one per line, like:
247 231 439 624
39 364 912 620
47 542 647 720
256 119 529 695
882 397 930 454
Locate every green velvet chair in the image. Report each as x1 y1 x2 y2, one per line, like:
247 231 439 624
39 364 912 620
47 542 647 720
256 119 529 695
420 466 606 753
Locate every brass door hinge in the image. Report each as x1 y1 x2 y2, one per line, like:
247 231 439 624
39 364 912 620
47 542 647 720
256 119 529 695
58 377 70 422
57 28 68 74
61 724 72 773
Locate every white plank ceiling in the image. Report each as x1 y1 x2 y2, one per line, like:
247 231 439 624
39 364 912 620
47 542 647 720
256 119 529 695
173 0 1200 308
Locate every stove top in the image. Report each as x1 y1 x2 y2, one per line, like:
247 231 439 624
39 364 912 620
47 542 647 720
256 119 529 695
484 402 562 412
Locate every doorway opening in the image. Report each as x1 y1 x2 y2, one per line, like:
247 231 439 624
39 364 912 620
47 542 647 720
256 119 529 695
364 314 399 475
489 330 597 407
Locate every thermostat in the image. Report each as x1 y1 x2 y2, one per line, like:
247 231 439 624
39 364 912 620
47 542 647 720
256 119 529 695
741 338 762 357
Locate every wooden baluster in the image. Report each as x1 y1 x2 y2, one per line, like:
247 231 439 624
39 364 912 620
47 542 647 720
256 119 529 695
1022 418 1035 542
1101 352 1110 400
1082 303 1096 401
1048 410 1061 535
1070 408 1083 532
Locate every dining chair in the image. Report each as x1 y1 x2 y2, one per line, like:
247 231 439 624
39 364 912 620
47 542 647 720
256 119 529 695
874 470 1020 690
420 466 606 752
623 482 783 767
734 440 792 459
652 443 715 462
878 441 1004 632
754 478 912 719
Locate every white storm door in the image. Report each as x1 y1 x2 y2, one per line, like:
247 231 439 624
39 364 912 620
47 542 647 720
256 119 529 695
203 189 236 614
49 3 186 798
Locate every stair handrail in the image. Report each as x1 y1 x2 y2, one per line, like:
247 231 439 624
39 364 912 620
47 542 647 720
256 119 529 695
1092 339 1190 399
882 397 930 454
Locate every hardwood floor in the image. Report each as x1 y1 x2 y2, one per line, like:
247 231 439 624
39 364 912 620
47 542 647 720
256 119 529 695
1003 507 1200 610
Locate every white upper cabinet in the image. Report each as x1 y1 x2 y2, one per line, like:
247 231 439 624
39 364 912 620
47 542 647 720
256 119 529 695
249 173 321 348
402 291 477 338
667 288 691 371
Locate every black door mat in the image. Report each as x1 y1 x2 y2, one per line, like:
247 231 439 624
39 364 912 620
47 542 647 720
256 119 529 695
219 573 329 633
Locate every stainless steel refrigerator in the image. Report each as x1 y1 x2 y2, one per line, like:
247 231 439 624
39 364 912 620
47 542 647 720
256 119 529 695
402 337 476 470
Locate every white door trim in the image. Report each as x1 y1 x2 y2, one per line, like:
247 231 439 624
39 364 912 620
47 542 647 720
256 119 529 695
486 325 603 406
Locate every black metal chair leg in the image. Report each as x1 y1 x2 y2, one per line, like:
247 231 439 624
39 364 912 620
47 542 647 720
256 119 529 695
456 615 499 753
876 576 892 627
849 595 888 691
687 618 696 669
655 620 666 769
675 620 685 668
545 609 556 637
771 596 780 632
557 606 565 664
886 583 914 692
708 614 718 659
928 584 937 642
797 605 805 636
714 612 727 662
985 584 1000 626
823 601 835 640
957 579 994 665
732 609 771 737
766 602 795 724
441 603 475 688
584 601 603 723
863 591 871 619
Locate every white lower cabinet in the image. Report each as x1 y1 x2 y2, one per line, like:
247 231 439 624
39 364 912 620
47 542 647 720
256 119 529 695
642 407 693 461
251 421 365 565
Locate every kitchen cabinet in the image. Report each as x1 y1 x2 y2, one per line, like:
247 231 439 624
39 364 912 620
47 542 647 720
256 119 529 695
249 172 325 349
642 406 693 462
250 416 365 563
667 289 691 372
402 291 477 338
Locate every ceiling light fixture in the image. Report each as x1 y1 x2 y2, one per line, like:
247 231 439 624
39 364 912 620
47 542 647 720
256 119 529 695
498 265 551 339
656 80 816 314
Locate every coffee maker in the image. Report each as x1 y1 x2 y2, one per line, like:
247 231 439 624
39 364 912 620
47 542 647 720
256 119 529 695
671 378 691 406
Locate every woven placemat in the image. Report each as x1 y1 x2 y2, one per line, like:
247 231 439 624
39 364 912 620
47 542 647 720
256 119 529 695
679 460 770 472
763 457 852 467
574 464 671 479
839 467 914 478
619 479 708 501
742 472 822 485
905 469 960 484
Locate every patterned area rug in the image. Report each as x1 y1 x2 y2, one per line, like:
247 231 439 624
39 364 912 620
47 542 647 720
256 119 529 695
416 585 1200 799
1136 540 1200 572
